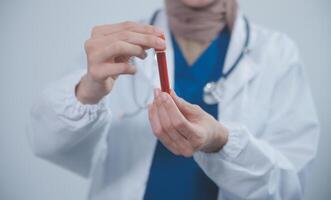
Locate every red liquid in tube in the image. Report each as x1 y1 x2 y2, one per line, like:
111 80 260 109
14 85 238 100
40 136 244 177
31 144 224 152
155 34 170 93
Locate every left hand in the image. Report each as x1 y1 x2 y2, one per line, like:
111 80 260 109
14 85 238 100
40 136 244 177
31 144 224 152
148 89 229 157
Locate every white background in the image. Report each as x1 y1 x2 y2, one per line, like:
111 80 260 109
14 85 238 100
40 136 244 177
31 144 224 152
0 0 330 199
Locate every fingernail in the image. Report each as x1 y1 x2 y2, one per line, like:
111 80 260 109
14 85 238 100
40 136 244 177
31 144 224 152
161 93 168 102
154 88 160 98
157 38 166 47
156 94 162 105
154 27 164 35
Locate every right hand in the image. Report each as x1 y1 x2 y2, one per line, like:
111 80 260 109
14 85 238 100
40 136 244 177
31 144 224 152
76 21 166 104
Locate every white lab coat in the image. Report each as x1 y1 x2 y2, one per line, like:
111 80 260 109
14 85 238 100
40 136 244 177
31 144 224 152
28 10 320 200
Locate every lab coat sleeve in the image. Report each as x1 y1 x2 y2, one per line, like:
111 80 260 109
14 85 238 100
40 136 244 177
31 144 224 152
194 43 320 199
28 69 111 178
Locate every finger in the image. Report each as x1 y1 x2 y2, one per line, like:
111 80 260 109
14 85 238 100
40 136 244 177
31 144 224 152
156 93 194 157
116 31 165 50
170 90 201 115
90 31 166 51
89 41 146 64
154 88 161 99
159 92 195 141
148 103 180 155
91 21 163 38
89 63 137 80
152 90 180 154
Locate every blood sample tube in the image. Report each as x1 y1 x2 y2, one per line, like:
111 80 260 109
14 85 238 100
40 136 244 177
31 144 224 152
155 34 170 93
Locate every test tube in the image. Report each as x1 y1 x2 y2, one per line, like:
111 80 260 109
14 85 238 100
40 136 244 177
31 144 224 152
155 34 170 94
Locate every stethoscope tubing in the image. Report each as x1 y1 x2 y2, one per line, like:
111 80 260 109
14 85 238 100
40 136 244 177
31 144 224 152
123 9 251 117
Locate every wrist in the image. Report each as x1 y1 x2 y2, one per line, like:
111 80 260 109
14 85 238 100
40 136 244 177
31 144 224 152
75 74 108 104
201 121 229 153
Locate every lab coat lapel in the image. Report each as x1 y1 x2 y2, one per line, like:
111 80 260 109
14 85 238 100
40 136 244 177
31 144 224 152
220 13 258 107
220 55 257 107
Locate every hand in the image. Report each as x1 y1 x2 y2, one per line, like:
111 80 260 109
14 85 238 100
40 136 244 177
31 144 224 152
76 21 166 104
148 89 229 157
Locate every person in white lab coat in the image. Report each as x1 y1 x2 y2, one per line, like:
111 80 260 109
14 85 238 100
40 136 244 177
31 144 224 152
28 0 320 199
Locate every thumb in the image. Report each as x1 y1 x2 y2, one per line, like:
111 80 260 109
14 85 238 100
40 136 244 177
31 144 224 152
170 90 200 115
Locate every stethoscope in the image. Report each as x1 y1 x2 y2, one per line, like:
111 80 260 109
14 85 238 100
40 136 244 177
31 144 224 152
121 10 251 118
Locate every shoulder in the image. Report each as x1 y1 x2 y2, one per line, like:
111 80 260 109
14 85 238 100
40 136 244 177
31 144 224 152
249 21 302 78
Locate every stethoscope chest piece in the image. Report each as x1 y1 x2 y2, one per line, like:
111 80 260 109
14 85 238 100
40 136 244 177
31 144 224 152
203 82 217 105
203 81 221 105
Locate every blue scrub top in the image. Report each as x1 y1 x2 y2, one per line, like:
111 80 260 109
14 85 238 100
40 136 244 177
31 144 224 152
144 28 230 200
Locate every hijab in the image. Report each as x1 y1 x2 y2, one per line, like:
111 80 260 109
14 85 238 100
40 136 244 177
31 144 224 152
165 0 238 44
